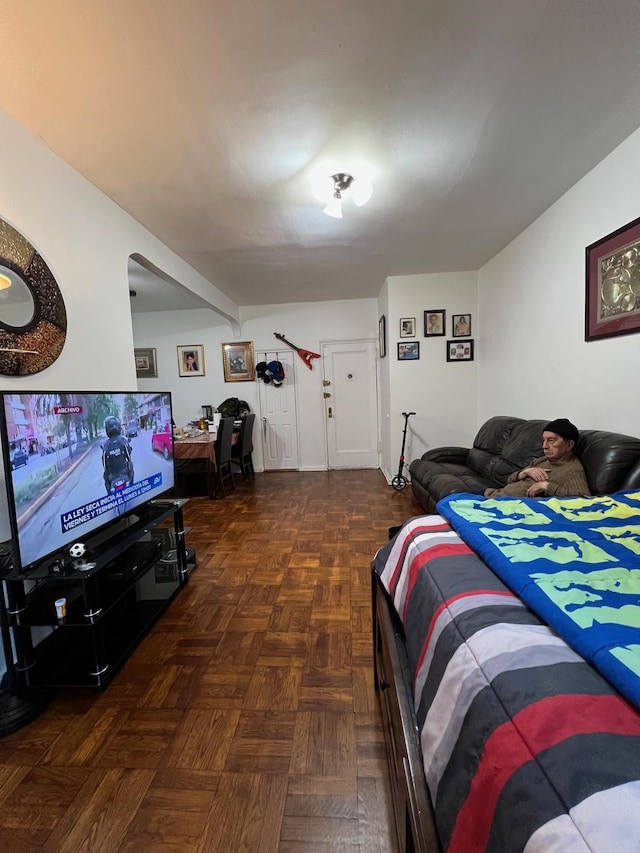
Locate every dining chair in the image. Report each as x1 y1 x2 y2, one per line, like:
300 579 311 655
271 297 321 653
214 416 236 497
231 413 256 480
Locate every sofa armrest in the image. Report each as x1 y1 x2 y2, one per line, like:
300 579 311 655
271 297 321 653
420 446 470 465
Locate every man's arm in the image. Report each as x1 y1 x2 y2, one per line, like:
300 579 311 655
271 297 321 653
519 466 549 483
545 463 591 497
527 479 550 497
506 457 547 484
526 458 591 498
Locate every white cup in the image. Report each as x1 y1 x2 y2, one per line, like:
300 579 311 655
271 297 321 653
213 412 221 428
55 597 67 619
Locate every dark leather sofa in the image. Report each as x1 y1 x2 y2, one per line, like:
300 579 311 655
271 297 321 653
409 415 640 514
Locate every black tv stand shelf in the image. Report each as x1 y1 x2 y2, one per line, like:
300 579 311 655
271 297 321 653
2 498 191 690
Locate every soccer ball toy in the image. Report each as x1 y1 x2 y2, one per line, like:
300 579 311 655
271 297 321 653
69 542 87 559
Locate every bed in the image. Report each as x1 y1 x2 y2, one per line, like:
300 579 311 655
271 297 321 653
372 493 640 853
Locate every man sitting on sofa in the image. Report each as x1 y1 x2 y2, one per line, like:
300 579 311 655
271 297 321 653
484 418 591 499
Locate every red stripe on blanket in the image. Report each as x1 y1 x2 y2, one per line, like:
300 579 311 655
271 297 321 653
387 522 453 589
414 589 516 679
448 693 640 853
402 543 473 621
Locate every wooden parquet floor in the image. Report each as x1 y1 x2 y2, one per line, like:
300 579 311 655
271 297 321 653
0 469 419 852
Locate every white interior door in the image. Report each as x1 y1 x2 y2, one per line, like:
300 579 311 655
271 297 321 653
323 340 378 469
257 350 299 471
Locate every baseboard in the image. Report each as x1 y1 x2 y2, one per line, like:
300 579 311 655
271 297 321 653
379 464 392 484
258 465 391 475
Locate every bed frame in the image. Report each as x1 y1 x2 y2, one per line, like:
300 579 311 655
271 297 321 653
372 569 442 853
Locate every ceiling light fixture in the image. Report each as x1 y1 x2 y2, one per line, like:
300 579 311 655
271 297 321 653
322 172 373 218
323 173 352 219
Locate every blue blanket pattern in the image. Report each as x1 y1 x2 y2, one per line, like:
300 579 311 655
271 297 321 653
437 490 640 709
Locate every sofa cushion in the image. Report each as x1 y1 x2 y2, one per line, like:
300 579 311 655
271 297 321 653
492 419 547 484
577 430 640 494
622 457 640 491
467 416 525 482
410 459 495 495
426 469 498 502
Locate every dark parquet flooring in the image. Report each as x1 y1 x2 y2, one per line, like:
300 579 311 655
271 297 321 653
0 469 419 851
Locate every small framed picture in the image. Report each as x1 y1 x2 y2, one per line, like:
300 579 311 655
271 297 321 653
397 341 420 360
177 344 205 377
447 339 474 362
378 315 387 358
452 314 472 337
424 309 446 336
134 347 157 379
400 317 416 338
222 341 255 382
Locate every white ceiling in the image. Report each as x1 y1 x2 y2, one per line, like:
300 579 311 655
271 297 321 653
1 1 639 309
127 258 228 316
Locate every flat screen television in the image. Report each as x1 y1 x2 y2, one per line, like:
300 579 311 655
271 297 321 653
0 391 175 572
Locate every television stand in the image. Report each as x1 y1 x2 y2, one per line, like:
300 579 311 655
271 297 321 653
105 539 162 581
1 499 191 691
0 677 54 738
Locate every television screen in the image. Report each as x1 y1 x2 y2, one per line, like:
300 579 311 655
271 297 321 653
1 391 175 571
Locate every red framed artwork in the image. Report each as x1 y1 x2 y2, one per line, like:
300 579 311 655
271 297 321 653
585 215 640 341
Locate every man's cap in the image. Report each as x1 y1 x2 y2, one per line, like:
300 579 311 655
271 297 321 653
255 361 269 381
266 360 285 386
544 418 579 444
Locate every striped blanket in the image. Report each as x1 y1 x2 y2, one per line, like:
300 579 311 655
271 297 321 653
374 514 640 853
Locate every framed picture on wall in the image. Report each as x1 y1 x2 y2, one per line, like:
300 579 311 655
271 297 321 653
585 214 640 341
397 341 420 360
177 344 205 377
378 315 387 358
400 317 416 337
134 347 157 378
452 314 472 337
222 341 255 381
447 339 474 362
424 309 445 336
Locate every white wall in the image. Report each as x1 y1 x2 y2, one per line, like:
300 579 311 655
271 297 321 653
478 126 640 436
377 281 391 478
0 106 239 394
383 272 478 478
132 308 235 426
133 298 379 471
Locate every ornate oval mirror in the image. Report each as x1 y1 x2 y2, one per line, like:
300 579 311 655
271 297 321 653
0 219 67 376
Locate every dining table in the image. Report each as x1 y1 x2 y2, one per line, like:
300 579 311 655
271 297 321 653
172 429 238 499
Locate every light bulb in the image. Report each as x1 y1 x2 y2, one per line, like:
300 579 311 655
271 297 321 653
311 173 336 204
351 177 373 207
323 196 343 218
0 273 11 291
